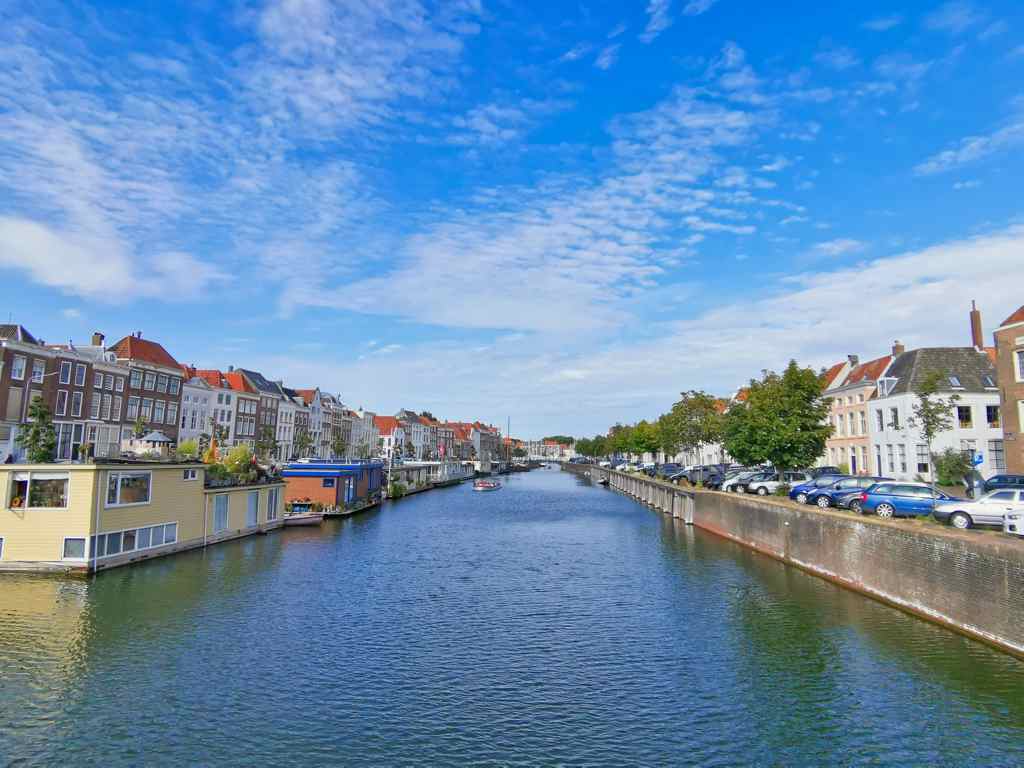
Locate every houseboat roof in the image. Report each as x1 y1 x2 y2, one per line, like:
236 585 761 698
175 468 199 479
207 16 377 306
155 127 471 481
281 460 385 478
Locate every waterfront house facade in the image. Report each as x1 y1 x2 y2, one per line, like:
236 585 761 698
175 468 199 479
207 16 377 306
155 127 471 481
179 372 214 445
869 346 1002 480
374 415 404 460
109 333 184 446
823 352 894 474
224 371 258 449
237 368 282 455
993 303 1024 473
351 409 379 459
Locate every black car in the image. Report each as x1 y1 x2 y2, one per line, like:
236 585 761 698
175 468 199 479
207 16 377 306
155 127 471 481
980 474 1024 495
811 466 842 478
657 463 682 478
805 476 892 508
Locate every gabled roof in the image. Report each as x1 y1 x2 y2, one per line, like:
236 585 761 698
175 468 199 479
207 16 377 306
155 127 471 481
0 325 39 344
845 355 892 386
109 335 180 369
820 362 847 390
294 388 319 406
224 371 257 394
374 415 401 436
237 368 282 396
182 366 228 390
882 347 997 396
999 304 1024 328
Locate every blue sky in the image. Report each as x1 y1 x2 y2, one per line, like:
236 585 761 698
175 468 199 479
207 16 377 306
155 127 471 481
2 0 1024 438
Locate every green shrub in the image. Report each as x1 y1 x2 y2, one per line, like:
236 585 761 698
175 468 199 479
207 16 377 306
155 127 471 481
389 481 407 498
837 462 850 475
932 448 971 486
775 483 792 496
224 445 254 474
177 439 199 460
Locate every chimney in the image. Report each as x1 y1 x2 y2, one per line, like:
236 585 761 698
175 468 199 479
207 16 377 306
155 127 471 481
847 354 859 366
892 340 905 357
91 331 105 346
228 365 234 372
969 300 984 350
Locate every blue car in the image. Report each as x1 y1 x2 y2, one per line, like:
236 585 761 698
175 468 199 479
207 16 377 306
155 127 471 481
805 476 892 509
788 474 848 504
859 482 955 518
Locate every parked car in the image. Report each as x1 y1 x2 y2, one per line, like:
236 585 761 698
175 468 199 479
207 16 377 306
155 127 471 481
810 466 843 478
706 468 745 490
746 471 812 496
788 474 849 504
657 463 682 478
979 474 1024 495
804 476 891 508
723 470 768 493
858 482 956 518
932 489 1024 529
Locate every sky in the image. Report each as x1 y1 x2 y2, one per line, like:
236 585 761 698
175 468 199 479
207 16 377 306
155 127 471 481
1 0 1024 438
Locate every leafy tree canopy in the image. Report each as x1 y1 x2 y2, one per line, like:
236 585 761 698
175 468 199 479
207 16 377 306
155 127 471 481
17 399 57 463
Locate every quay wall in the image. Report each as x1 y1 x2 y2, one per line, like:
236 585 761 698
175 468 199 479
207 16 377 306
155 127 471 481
564 463 1024 659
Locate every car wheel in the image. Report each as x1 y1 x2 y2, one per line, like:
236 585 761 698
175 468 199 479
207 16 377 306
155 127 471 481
796 493 808 504
950 512 972 530
756 486 768 496
816 496 831 508
876 503 895 519
849 499 863 514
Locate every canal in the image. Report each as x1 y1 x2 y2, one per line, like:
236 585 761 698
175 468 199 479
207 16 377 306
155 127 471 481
2 469 1023 766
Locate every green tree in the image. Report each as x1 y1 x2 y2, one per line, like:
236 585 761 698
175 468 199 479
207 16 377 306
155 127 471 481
294 429 314 458
177 439 199 460
331 434 348 459
932 447 971 487
132 412 147 438
255 425 278 460
16 398 57 463
908 370 960 506
542 435 574 445
629 420 661 457
512 447 527 458
661 390 725 462
723 361 832 472
225 444 254 474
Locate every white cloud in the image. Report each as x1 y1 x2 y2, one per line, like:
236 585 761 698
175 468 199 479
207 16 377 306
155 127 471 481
560 43 592 62
925 2 985 34
595 44 621 70
780 215 809 226
682 0 720 15
915 119 1024 174
813 238 865 256
61 308 82 319
953 179 981 189
759 156 790 172
814 45 861 71
640 0 672 43
874 53 933 83
863 15 903 31
978 20 1007 40
608 23 628 39
1009 45 1024 59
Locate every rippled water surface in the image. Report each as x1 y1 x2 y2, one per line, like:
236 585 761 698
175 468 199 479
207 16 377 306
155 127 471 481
2 469 1024 767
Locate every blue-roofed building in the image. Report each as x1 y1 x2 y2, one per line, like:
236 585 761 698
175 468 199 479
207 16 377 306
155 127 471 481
281 460 385 513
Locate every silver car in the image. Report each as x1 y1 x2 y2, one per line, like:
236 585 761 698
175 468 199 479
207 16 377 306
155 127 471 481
746 471 812 496
932 489 1024 530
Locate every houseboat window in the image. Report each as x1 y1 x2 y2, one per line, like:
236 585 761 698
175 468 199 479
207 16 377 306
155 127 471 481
104 531 122 556
136 527 152 549
63 538 86 559
8 472 70 509
183 468 198 481
214 494 229 532
267 487 279 521
122 529 137 552
165 523 177 543
107 472 152 506
247 491 259 526
0 537 4 559
323 478 336 488
151 525 165 546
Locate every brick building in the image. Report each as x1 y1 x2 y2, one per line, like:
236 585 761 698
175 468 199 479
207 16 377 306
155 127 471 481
994 303 1024 474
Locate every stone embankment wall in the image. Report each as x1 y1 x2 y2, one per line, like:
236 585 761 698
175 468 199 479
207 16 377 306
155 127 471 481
564 463 1024 659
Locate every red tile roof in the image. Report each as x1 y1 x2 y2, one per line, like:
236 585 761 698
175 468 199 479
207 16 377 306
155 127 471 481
820 361 847 390
999 304 1024 328
734 387 749 403
844 355 892 385
224 372 256 394
110 335 180 369
294 388 318 406
374 415 400 435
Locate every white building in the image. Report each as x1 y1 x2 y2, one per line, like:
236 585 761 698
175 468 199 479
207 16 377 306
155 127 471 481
179 374 214 445
277 393 296 462
351 408 379 459
375 416 405 460
869 347 1002 480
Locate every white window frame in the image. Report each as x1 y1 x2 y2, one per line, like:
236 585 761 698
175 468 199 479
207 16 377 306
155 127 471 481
1016 350 1024 383
130 369 142 389
89 394 101 420
31 359 45 384
144 371 156 390
267 487 279 521
157 374 168 393
104 374 114 391
153 400 166 423
183 468 198 481
112 396 122 421
213 493 229 532
168 377 180 396
11 355 26 380
0 536 3 560
106 471 153 508
71 391 83 418
7 471 71 509
59 361 72 385
55 390 68 416
92 521 178 559
74 364 87 387
62 536 87 561
127 396 140 420
115 376 124 392
94 371 104 389
166 402 178 426
247 490 259 527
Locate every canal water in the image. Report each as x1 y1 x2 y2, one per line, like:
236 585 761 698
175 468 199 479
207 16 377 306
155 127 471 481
2 469 1023 767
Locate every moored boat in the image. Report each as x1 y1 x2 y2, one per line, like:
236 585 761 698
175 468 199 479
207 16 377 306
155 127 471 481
472 479 502 492
284 511 324 526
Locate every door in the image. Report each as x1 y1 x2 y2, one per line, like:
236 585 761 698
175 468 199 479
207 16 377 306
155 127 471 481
850 451 857 473
978 491 1017 526
902 485 931 515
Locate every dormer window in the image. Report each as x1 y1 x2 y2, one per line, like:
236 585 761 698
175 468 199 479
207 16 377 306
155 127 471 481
877 377 896 397
982 374 996 388
948 375 963 389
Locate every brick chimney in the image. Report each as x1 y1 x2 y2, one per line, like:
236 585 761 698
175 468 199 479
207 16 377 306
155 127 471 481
892 340 905 356
969 300 984 350
91 331 105 346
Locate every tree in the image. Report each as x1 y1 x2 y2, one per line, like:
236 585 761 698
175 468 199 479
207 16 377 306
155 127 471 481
256 425 279 461
908 370 960 508
177 439 199 460
132 413 147 438
16 399 57 463
661 390 724 463
629 420 660 458
224 444 254 474
512 447 527 458
542 435 574 446
294 429 314 459
331 434 348 459
722 361 832 472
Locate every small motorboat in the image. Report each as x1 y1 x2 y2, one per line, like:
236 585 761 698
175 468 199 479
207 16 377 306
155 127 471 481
284 511 324 526
472 479 502 492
